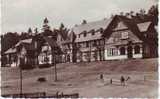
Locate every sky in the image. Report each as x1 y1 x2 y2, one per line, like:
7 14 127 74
1 0 158 34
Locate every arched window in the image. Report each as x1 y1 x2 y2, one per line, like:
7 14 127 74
120 47 125 55
134 45 140 54
100 28 103 33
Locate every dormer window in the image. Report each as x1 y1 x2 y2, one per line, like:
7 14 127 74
100 28 103 33
78 34 80 38
91 29 95 35
83 31 87 37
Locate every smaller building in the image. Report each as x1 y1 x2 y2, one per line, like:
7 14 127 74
4 47 17 67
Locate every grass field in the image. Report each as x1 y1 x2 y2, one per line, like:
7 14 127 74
1 58 158 98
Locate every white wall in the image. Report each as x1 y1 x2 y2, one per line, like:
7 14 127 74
104 48 143 60
104 49 128 60
133 54 142 58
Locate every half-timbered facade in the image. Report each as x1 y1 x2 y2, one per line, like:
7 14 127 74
103 15 158 60
4 15 158 66
69 15 158 62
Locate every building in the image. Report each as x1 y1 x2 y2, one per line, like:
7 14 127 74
15 38 39 67
68 15 158 62
38 36 61 65
4 47 17 67
4 15 158 66
57 31 76 63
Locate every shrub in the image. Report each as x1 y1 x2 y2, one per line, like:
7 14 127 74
37 77 46 82
20 64 35 70
38 63 51 69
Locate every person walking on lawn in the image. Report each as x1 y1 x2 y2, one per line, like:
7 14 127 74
120 76 125 86
100 74 104 82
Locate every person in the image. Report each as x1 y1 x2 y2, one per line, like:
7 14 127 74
110 79 112 84
120 76 125 86
100 74 104 82
100 74 103 79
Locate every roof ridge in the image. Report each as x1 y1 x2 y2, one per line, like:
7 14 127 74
74 17 111 28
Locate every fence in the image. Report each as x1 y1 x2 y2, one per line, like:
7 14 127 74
1 92 79 98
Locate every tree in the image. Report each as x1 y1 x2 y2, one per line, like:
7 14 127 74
28 28 32 34
139 9 146 15
42 17 53 36
34 28 38 34
1 32 20 66
20 32 30 40
58 23 69 40
1 32 19 53
42 17 50 32
148 5 158 25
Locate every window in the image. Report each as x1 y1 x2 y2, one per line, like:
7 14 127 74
108 37 114 43
86 41 89 47
120 47 126 55
100 40 104 45
93 41 97 46
91 29 95 35
83 31 87 37
114 38 118 42
107 48 118 56
121 31 129 39
134 45 140 54
78 34 80 38
100 28 103 33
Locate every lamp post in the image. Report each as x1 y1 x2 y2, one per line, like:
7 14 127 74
20 65 22 97
52 48 57 81
19 57 24 98
54 56 57 81
19 52 25 98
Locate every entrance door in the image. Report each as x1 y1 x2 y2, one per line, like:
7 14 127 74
127 46 133 58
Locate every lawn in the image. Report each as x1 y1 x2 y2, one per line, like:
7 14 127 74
1 58 158 98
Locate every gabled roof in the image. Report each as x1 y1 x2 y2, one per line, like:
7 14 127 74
15 38 32 47
21 38 32 43
4 47 16 54
72 18 113 34
15 38 36 51
137 22 152 32
72 17 114 42
103 15 146 41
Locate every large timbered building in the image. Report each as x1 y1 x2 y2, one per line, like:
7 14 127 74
4 15 158 67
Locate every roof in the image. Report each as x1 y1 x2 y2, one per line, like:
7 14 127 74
4 47 16 54
15 38 32 47
72 18 113 34
137 22 152 32
21 38 32 43
72 18 113 42
15 38 36 51
75 31 102 42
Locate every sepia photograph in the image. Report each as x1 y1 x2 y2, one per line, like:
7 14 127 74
0 0 158 98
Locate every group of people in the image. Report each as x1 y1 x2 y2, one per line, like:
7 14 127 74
99 74 130 86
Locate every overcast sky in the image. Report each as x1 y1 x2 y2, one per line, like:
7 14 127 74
1 0 158 34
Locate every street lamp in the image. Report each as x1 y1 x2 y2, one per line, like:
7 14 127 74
52 48 57 81
19 52 26 97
